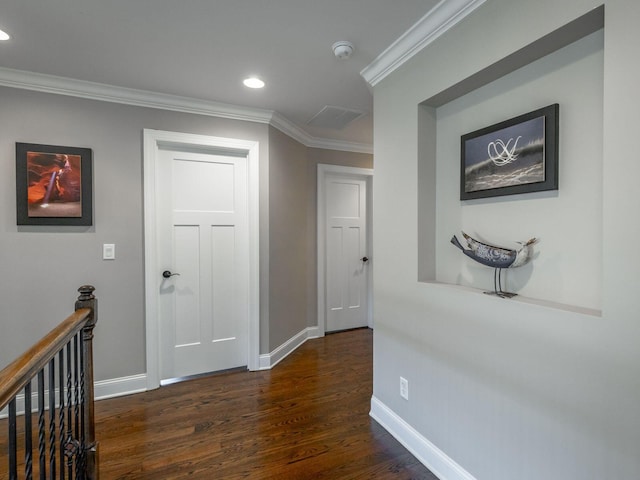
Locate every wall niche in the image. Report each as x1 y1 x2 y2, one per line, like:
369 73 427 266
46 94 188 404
418 7 604 315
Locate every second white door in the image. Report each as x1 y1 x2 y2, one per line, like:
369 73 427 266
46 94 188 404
157 148 249 381
325 175 369 332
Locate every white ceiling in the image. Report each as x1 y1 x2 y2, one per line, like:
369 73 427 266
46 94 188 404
0 1 473 149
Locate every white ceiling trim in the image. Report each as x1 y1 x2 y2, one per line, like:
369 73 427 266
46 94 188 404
0 67 372 154
0 67 274 123
360 0 486 87
270 112 373 154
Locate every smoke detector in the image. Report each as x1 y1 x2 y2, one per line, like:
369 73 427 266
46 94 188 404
332 41 354 60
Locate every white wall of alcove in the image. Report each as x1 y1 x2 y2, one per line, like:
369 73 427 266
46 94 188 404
418 18 604 313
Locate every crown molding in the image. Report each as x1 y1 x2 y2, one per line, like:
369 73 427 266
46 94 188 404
0 67 373 154
0 67 274 123
270 112 373 154
361 0 486 87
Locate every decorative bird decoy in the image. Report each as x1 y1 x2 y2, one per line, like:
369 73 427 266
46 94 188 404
450 232 537 297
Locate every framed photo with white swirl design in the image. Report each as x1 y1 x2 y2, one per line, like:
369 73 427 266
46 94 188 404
460 103 558 200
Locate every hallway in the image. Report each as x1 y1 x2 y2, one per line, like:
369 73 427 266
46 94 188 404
95 329 437 479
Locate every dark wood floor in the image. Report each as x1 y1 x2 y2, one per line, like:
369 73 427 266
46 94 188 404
3 329 438 479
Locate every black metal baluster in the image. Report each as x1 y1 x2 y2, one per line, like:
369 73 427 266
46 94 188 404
49 357 56 480
79 335 86 478
38 369 46 479
9 398 17 480
66 342 73 479
59 349 65 480
25 381 33 479
73 333 81 480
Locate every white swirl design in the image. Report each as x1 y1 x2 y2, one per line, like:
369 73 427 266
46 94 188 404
487 136 522 166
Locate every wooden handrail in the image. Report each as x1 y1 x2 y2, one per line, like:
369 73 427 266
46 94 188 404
0 307 93 411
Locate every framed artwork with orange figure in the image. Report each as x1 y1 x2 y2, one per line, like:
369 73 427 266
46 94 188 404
16 143 92 226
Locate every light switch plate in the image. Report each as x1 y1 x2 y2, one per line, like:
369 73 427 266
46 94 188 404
103 244 115 260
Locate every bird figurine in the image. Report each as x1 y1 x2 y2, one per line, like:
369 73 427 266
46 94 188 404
450 231 537 297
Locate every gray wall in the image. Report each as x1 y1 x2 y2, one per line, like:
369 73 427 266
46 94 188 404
267 128 373 350
372 0 640 478
305 148 373 331
267 127 308 350
0 86 372 379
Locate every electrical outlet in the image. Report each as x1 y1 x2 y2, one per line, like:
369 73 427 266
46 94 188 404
400 377 409 400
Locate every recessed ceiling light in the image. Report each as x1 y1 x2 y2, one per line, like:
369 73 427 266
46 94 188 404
0 29 10 41
243 77 265 89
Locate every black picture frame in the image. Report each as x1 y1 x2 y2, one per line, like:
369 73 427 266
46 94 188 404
460 104 559 200
16 143 93 226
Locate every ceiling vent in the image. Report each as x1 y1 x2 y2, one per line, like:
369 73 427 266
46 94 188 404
306 105 366 130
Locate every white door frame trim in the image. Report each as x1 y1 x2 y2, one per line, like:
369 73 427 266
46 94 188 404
317 164 373 337
143 129 260 390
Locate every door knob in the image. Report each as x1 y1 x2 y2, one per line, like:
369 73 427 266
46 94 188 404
162 270 180 278
361 256 369 263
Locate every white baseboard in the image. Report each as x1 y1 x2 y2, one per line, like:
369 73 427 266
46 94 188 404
370 396 477 480
258 326 321 370
94 373 148 400
0 373 148 418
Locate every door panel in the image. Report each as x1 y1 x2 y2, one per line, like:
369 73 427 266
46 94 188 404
172 159 235 211
327 226 344 311
346 226 362 308
158 149 248 380
174 225 201 347
328 181 360 218
210 225 236 341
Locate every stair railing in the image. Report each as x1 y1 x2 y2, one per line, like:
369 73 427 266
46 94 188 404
0 285 98 480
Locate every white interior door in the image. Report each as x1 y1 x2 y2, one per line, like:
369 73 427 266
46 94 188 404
325 175 369 332
157 148 249 380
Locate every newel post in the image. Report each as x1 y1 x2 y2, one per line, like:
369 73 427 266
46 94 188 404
76 285 98 480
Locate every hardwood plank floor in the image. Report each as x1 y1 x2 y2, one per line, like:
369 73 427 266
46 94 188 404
2 329 438 479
